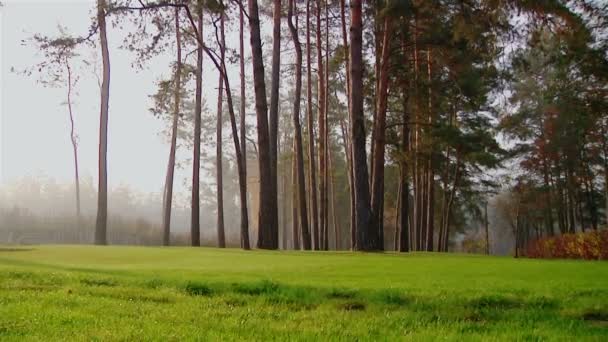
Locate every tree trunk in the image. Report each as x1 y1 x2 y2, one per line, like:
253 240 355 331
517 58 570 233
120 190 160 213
323 0 330 250
339 0 355 249
191 2 203 247
485 201 490 255
305 0 320 250
370 17 392 252
329 146 340 250
162 7 182 246
268 0 281 249
425 49 434 251
350 0 377 251
315 0 328 251
216 11 226 248
65 61 81 231
239 0 250 250
95 0 110 245
288 0 311 250
248 0 276 249
291 136 300 250
397 42 410 252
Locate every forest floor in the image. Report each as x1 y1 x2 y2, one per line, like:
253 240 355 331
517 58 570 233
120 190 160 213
0 245 607 340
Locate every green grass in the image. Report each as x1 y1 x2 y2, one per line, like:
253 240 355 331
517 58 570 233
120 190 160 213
0 245 607 340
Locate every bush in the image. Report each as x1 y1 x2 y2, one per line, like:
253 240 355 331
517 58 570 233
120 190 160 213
525 229 608 260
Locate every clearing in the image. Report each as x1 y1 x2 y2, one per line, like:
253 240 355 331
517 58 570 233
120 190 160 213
0 246 607 340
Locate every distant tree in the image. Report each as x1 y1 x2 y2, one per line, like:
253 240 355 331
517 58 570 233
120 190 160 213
27 28 83 231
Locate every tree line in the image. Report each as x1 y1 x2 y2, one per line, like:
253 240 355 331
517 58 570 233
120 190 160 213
28 0 607 253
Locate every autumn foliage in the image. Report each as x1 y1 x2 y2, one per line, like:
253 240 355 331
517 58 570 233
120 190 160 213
525 229 608 260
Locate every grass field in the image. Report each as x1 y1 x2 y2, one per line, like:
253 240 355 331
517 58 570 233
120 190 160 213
0 246 607 340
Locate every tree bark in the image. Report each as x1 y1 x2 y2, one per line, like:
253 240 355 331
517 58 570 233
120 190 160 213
370 17 392 252
191 2 203 247
162 7 182 246
95 0 110 245
425 49 435 251
248 0 277 249
288 0 311 250
339 0 355 249
239 0 250 250
315 0 328 251
216 10 226 248
329 146 340 250
291 136 300 250
485 201 490 255
350 0 377 251
268 0 281 249
305 0 320 250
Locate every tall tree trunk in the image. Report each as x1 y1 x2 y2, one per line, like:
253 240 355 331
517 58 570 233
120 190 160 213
162 7 182 246
95 0 110 245
350 0 377 251
216 11 226 248
248 0 276 249
323 0 330 251
397 40 410 252
305 0 320 250
370 17 392 252
425 49 435 251
268 0 281 249
412 21 421 251
238 0 250 250
339 0 355 249
65 61 81 231
288 0 311 250
316 0 328 251
191 2 203 247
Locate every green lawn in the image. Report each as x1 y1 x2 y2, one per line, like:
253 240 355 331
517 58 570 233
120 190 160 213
0 246 607 340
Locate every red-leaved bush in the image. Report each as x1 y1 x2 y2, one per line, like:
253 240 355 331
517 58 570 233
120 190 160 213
525 229 608 260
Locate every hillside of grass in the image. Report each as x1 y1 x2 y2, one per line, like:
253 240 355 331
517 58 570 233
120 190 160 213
1 245 607 340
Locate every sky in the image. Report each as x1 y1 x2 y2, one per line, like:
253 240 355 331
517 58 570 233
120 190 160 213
0 0 238 197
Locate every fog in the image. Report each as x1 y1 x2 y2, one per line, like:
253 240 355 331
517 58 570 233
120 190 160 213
0 1 253 245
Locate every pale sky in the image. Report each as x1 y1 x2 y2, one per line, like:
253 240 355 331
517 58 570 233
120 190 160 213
1 0 241 196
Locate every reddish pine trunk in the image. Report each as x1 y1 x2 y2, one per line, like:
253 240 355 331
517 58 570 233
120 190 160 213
248 0 277 249
370 17 392 251
350 0 378 251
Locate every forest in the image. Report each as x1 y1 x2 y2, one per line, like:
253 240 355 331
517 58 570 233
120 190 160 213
2 0 607 255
